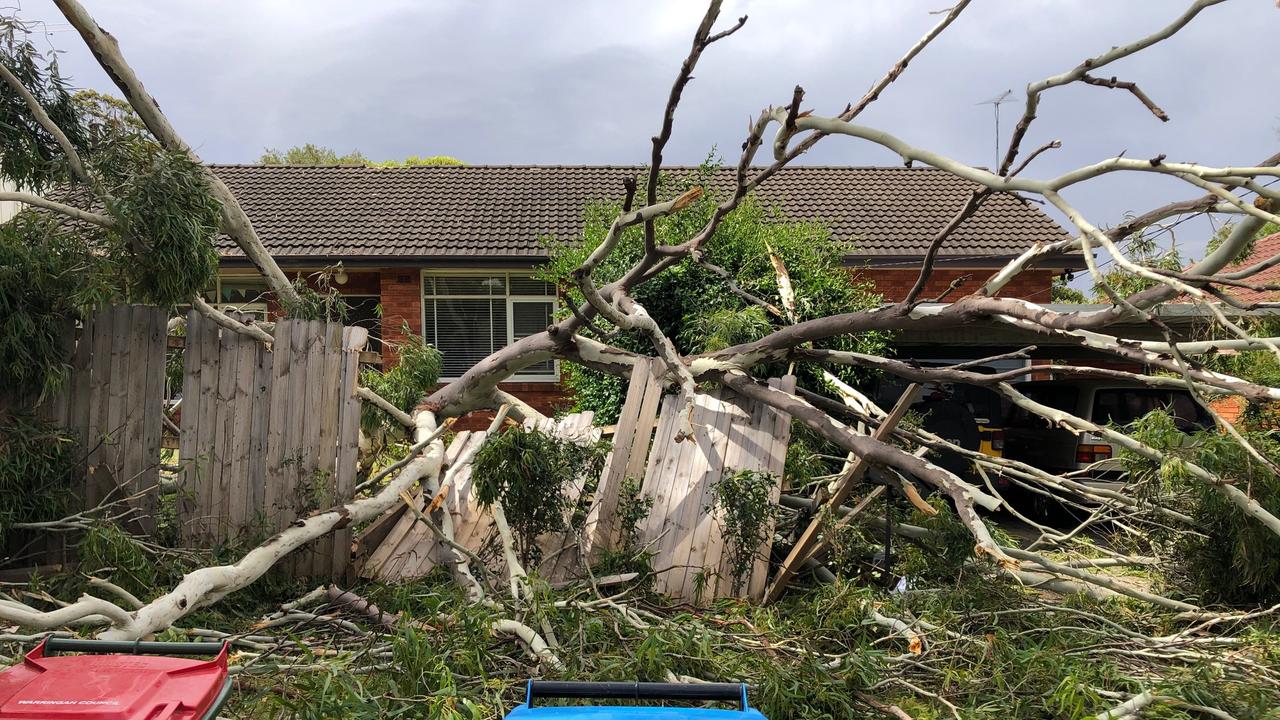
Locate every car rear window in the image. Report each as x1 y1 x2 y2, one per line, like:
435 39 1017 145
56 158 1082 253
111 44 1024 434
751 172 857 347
1092 389 1213 431
1005 386 1078 428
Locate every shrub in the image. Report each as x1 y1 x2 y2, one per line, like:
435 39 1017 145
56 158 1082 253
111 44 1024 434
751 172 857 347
472 427 608 565
709 468 779 593
0 412 78 533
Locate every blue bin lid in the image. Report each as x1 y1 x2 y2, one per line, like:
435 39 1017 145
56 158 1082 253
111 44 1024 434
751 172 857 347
504 682 766 720
506 707 766 719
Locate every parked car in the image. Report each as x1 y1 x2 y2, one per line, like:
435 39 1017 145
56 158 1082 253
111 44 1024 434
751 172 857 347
1001 379 1214 490
869 367 1008 480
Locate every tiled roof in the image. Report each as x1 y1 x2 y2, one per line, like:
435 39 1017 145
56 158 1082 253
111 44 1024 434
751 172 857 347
1219 232 1280 304
209 164 1072 262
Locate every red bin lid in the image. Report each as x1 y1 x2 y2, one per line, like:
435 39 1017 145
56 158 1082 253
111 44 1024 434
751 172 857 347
0 641 230 720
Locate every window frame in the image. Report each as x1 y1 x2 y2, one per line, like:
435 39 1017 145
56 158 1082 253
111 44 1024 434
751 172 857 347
208 272 271 322
421 269 559 383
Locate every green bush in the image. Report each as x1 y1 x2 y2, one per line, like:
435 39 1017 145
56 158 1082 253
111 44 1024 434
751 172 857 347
0 412 78 532
472 426 608 565
710 468 779 593
0 214 114 400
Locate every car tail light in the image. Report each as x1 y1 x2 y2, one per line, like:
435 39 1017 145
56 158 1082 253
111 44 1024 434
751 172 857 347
990 429 1004 451
1076 443 1113 464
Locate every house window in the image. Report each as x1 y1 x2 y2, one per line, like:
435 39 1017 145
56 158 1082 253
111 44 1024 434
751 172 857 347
422 272 557 381
200 276 270 321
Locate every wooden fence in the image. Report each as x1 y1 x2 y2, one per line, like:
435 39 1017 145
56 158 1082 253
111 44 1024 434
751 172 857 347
178 311 366 577
635 376 795 604
1 305 168 570
585 357 796 603
37 305 170 532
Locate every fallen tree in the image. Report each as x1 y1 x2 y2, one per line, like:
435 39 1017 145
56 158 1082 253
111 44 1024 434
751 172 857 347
2 0 1280 717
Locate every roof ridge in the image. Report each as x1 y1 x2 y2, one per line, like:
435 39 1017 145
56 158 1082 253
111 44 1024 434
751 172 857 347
205 163 962 171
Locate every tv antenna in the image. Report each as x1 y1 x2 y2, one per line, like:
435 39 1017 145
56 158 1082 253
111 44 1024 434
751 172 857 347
978 89 1013 169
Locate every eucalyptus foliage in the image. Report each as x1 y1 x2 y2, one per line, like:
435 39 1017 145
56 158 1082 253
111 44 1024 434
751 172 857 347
0 214 113 399
0 20 87 191
0 412 77 532
359 325 443 436
540 160 887 423
279 273 350 323
1123 409 1280 604
0 19 219 401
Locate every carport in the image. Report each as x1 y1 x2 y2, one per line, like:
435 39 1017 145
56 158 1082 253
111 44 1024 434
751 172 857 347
891 303 1277 361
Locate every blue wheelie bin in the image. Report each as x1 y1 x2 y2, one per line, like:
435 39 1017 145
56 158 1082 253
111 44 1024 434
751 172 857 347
504 681 766 719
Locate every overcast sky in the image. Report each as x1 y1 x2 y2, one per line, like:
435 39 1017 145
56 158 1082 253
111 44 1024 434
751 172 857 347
19 0 1280 266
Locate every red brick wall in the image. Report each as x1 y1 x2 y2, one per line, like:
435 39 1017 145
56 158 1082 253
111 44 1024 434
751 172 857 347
451 381 573 430
852 268 1055 302
379 269 423 365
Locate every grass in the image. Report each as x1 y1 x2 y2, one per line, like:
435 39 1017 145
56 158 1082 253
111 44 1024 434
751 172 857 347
118 564 1274 720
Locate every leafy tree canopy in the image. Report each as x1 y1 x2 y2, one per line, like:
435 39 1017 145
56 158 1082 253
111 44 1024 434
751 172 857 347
258 143 464 167
0 21 220 401
540 160 887 423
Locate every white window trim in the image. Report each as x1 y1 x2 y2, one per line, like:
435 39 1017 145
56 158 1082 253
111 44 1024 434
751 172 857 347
421 269 560 383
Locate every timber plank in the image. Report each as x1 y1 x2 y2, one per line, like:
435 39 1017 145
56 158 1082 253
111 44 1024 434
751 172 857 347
177 311 202 543
406 432 481 579
367 432 467 579
225 320 258 538
262 320 294 532
70 312 95 494
745 375 796 600
389 432 471 579
248 330 272 530
85 307 113 504
637 393 679 566
644 393 697 597
624 363 666 495
703 388 762 600
309 322 345 575
123 307 151 508
137 308 167 535
677 387 740 602
667 389 733 602
334 326 368 580
280 319 309 529
193 312 222 541
208 314 240 539
96 305 130 506
658 392 723 598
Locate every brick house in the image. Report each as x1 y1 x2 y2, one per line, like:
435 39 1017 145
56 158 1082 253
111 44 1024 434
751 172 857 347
208 164 1078 414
